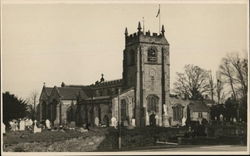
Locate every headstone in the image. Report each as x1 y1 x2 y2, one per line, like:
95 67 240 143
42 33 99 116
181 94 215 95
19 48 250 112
198 118 202 125
123 120 129 127
215 116 217 121
163 104 168 115
2 123 6 134
9 121 14 131
131 118 136 127
19 119 25 131
111 117 117 128
25 119 33 130
233 117 237 123
219 114 223 121
163 115 170 127
69 121 76 130
33 120 42 133
14 120 18 131
95 117 99 126
155 115 159 126
45 119 51 130
182 116 186 126
79 127 88 133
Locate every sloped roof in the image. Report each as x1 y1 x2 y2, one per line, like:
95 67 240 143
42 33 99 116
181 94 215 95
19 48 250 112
188 101 209 112
90 79 123 88
45 87 53 96
56 87 88 100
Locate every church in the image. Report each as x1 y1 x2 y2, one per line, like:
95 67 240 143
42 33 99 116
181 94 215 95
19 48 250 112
37 22 210 128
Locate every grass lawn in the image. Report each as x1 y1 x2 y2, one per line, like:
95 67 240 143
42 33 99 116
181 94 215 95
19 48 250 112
3 127 110 152
3 125 246 152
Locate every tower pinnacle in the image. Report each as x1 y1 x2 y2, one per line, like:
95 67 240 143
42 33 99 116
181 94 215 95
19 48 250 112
125 27 128 36
161 25 165 36
137 22 142 32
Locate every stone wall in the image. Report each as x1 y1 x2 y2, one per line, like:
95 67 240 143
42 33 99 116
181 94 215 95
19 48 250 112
112 88 135 125
168 97 190 126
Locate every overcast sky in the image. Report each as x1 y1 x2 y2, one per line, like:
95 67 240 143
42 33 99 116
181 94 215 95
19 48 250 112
2 1 248 100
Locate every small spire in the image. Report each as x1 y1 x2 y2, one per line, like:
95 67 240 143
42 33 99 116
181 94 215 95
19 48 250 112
43 82 46 87
161 25 165 36
125 27 128 36
100 73 104 82
61 82 65 87
137 22 142 32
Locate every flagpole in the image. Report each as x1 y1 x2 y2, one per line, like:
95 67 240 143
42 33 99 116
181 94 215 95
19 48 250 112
156 4 161 34
143 17 145 33
159 4 161 34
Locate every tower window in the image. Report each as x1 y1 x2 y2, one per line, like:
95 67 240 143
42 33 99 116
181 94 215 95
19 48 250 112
148 47 157 63
147 95 159 113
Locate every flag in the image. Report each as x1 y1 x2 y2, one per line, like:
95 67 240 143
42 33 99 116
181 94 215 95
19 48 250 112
156 5 160 17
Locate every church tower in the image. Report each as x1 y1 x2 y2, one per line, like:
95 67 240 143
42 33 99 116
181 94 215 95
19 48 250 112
122 22 170 127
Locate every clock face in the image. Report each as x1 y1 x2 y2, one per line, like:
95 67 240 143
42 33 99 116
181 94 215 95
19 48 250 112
148 47 157 62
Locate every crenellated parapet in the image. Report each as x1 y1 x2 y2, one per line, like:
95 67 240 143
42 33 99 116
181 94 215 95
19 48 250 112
125 22 169 47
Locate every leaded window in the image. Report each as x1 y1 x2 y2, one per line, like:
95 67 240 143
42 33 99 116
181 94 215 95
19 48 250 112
173 104 184 121
147 95 159 113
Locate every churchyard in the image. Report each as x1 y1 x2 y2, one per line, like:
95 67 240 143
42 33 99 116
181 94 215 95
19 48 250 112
2 118 247 152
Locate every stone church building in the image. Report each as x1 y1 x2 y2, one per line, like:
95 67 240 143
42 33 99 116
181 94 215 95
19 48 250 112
37 22 210 127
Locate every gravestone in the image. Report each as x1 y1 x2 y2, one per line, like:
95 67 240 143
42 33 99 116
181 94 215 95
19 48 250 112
33 120 42 133
198 118 202 125
182 116 186 126
19 119 25 131
2 123 6 134
14 120 18 131
233 117 237 123
9 121 14 131
25 119 33 130
45 119 51 130
123 120 129 127
162 115 170 127
219 114 223 121
111 117 117 128
155 115 159 126
131 118 136 127
94 117 99 126
69 121 76 129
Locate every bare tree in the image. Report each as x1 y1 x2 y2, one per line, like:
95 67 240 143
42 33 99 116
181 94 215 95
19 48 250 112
219 52 248 99
208 70 215 102
219 52 248 121
215 77 225 104
29 90 39 119
174 64 210 100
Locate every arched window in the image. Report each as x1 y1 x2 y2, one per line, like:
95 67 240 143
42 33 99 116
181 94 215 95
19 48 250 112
173 104 184 121
147 95 159 113
148 47 157 63
121 99 128 121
